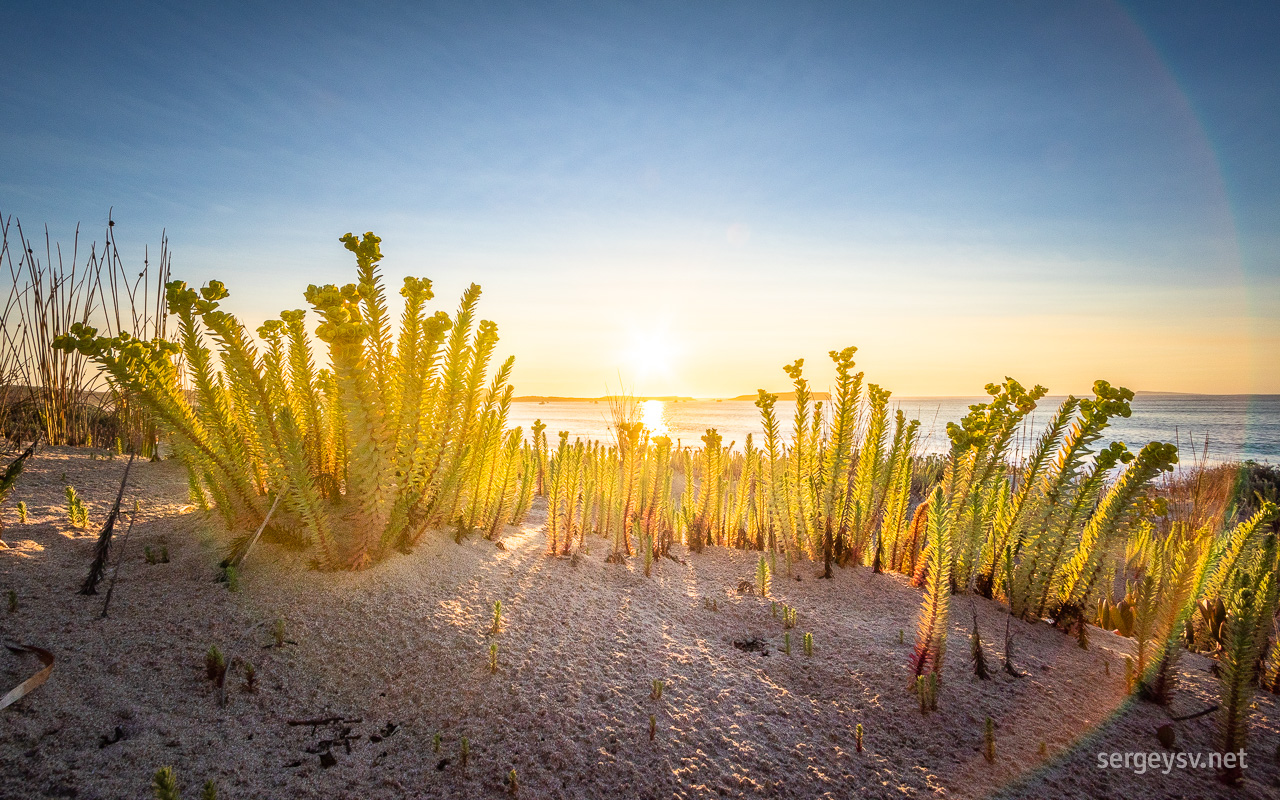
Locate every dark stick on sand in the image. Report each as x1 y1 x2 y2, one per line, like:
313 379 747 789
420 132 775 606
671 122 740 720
79 453 135 595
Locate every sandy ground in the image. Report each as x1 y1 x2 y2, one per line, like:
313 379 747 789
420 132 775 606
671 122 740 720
1 447 1279 799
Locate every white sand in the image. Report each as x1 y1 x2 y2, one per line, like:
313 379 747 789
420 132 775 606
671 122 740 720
2 447 1278 798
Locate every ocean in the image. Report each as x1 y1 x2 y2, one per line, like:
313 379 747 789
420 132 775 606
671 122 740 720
507 394 1280 465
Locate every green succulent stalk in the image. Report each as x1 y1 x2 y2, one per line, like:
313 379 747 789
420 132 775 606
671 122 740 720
911 486 952 683
817 347 860 577
755 390 791 562
1054 441 1179 615
309 271 400 565
784 360 816 559
152 767 180 800
851 383 890 564
1217 572 1273 784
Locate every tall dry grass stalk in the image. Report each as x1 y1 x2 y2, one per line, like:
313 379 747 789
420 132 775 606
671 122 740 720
0 212 169 451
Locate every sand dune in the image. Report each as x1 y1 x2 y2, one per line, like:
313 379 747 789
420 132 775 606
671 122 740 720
2 448 1277 798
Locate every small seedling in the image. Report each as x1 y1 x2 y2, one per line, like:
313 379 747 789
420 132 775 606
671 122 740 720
649 713 656 741
201 779 218 800
242 660 257 693
781 605 796 629
491 600 502 635
898 629 904 645
783 631 791 656
1038 741 1047 756
16 501 26 523
433 732 442 753
855 723 864 753
489 642 498 673
460 737 470 769
803 632 813 656
145 546 157 565
1104 660 1110 676
160 546 169 563
7 589 17 613
205 646 227 686
152 767 180 800
983 717 995 763
756 554 771 597
65 485 88 528
272 618 287 648
771 601 777 618
220 565 240 592
507 768 519 794
651 679 664 701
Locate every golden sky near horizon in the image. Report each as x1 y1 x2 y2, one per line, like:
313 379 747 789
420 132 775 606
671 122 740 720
7 4 1278 399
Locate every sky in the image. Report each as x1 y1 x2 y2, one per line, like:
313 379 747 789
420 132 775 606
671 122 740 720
2 1 1278 398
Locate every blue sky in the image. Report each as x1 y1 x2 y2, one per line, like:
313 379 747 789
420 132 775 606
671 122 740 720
3 1 1277 396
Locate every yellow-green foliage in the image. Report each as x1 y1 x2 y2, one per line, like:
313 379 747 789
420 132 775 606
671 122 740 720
65 485 88 528
152 767 180 800
818 348 862 576
911 487 951 683
1218 570 1273 784
55 232 525 570
690 428 723 552
1132 521 1209 702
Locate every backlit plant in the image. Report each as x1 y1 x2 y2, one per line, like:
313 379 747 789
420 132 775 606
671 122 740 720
55 232 525 570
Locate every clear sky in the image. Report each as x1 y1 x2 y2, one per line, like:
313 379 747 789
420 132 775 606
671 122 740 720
3 1 1278 397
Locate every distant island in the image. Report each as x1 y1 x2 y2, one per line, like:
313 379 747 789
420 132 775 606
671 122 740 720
510 395 698 403
507 391 1273 404
729 391 833 402
510 392 836 403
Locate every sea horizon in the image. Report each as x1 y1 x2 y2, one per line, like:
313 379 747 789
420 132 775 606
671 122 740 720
508 393 1280 465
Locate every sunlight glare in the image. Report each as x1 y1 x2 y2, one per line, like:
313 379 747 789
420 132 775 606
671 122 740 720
624 329 677 380
641 399 669 437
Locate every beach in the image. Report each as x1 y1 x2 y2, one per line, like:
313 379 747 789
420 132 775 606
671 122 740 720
2 448 1278 799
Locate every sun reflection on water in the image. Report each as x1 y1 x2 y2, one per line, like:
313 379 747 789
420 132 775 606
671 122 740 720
641 399 669 437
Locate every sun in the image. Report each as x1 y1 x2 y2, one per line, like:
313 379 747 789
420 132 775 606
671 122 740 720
623 329 677 380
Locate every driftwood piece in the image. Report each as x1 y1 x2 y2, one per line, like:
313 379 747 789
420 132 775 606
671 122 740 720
0 643 54 710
